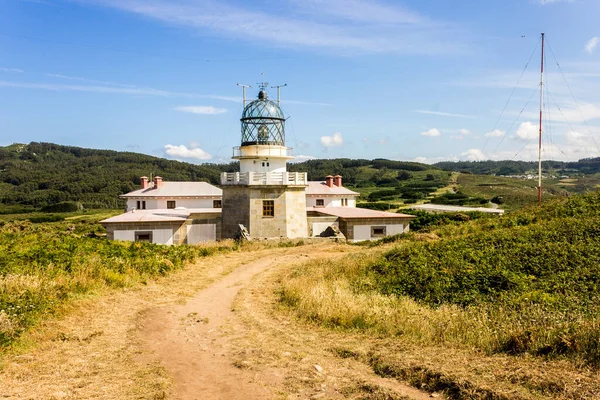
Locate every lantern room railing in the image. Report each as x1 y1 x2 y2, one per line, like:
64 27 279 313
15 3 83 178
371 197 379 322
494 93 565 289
220 171 308 186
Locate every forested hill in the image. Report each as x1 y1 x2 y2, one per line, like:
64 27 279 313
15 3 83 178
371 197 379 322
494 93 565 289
0 143 437 211
434 158 600 175
0 142 237 210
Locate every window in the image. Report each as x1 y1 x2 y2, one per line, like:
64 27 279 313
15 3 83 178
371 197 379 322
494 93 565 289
371 226 386 237
213 200 222 208
263 200 274 217
136 200 146 210
342 198 348 206
167 200 176 209
141 201 146 210
135 231 153 243
316 199 324 207
136 200 140 209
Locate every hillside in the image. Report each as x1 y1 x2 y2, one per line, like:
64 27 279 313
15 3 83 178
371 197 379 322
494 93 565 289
2 142 598 214
0 143 237 211
0 143 443 212
434 158 600 175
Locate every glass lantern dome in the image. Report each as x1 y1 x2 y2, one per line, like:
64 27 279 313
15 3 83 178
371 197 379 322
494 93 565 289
240 90 285 146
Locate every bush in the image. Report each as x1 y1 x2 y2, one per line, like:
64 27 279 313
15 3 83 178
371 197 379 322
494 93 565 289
359 202 396 211
397 170 413 181
0 220 237 347
41 201 80 213
28 215 65 223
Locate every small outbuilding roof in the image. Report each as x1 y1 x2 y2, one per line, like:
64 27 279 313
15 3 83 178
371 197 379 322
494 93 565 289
100 208 221 224
121 182 222 198
305 181 359 196
308 206 414 219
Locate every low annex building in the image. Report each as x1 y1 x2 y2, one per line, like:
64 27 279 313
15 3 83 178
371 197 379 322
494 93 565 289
101 86 414 244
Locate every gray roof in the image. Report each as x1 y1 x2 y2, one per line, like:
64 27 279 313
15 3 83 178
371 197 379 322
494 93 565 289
308 206 414 219
121 182 222 198
100 208 221 224
305 181 359 196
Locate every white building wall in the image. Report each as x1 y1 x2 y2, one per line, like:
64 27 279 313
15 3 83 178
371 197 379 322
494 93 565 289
240 158 287 173
153 229 175 245
186 224 217 244
353 224 404 242
306 196 356 208
112 228 174 245
113 230 135 241
126 198 218 211
311 221 339 237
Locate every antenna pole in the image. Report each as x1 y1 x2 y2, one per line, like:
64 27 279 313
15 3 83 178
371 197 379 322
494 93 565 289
271 84 287 106
538 33 545 206
237 83 252 107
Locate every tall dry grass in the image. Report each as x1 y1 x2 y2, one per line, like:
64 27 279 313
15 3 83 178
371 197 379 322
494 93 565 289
279 192 600 367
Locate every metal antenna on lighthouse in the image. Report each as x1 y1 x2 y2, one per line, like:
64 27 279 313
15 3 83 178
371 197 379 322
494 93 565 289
237 83 252 107
271 84 287 106
538 33 545 206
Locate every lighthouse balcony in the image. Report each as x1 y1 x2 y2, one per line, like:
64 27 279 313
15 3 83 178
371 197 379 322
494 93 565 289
220 171 308 186
232 145 294 159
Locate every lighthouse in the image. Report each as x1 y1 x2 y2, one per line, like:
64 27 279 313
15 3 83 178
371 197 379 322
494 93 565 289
220 83 308 239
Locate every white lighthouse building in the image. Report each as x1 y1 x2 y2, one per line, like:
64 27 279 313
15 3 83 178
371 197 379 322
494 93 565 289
219 84 309 239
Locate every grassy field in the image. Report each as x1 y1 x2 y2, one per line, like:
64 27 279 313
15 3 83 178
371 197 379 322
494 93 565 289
0 213 308 350
279 191 600 374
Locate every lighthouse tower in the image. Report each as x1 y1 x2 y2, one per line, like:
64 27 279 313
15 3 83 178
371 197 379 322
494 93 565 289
220 83 308 239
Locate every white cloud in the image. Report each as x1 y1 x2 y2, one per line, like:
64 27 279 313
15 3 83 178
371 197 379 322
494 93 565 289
460 148 486 161
515 121 539 141
412 155 459 164
77 0 468 55
174 106 227 115
419 128 441 137
291 0 423 24
290 154 317 163
320 132 344 147
459 129 471 135
485 129 505 137
164 144 212 161
46 73 138 88
413 110 475 119
0 80 193 97
585 37 600 54
0 68 24 73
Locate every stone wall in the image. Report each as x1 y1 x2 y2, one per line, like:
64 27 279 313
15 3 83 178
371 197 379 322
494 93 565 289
221 186 251 239
222 185 307 239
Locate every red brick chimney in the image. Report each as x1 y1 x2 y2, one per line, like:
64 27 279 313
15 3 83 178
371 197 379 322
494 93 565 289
140 176 149 189
333 175 342 187
325 175 334 188
153 176 163 189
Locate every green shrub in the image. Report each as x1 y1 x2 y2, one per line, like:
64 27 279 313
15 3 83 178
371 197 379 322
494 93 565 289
41 201 80 213
0 220 235 348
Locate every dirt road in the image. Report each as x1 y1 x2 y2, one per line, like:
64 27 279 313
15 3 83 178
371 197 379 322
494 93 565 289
137 253 291 399
0 242 432 399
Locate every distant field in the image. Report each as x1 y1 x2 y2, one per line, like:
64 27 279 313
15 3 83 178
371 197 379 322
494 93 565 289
0 209 122 223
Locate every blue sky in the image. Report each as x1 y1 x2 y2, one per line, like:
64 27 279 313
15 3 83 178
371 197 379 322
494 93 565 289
1 0 600 164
